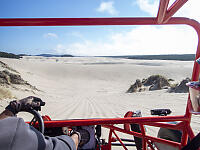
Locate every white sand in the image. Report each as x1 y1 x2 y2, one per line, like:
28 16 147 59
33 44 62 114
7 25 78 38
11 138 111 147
0 56 199 142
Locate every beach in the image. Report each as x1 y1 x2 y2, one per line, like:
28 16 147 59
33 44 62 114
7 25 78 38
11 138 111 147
0 56 199 141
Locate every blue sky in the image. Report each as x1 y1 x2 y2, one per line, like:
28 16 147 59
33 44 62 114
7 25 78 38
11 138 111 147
0 0 199 56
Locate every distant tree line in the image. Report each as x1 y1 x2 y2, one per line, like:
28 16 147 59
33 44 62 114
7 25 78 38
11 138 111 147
126 54 195 61
0 52 74 59
103 54 195 61
0 51 21 59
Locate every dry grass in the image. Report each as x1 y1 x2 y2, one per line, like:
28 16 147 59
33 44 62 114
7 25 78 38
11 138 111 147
0 87 13 100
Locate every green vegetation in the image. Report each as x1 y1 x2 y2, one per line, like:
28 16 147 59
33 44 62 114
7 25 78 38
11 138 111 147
127 75 190 93
0 51 21 59
0 87 13 100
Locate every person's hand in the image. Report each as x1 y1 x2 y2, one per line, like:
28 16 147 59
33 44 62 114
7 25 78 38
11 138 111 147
71 127 91 148
5 96 45 115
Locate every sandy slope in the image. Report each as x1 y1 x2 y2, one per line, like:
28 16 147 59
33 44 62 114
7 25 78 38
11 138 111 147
0 56 199 143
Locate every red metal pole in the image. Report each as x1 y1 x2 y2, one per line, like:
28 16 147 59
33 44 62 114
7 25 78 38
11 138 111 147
139 124 147 150
123 111 133 131
0 18 158 26
164 0 188 23
108 129 113 149
41 115 187 127
156 0 169 24
186 125 195 139
185 17 200 116
148 136 182 149
103 125 143 138
104 124 181 148
112 130 128 150
146 140 155 150
181 122 189 147
0 17 198 27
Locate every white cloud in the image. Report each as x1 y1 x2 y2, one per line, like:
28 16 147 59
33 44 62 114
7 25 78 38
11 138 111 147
44 33 58 39
136 0 200 21
96 1 118 15
55 1 199 56
136 0 159 16
173 0 200 21
55 25 197 56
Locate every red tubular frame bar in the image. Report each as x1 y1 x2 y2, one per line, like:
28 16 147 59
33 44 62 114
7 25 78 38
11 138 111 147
157 0 169 24
112 130 128 150
103 124 182 149
1 0 200 149
163 0 188 23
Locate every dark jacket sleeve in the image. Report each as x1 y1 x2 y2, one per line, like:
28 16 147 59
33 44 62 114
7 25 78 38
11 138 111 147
0 117 76 150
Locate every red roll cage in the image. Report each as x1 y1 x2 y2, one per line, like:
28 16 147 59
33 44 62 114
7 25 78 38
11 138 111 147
1 0 199 149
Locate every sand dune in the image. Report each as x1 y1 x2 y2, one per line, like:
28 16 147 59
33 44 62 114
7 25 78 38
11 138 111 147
0 56 199 141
